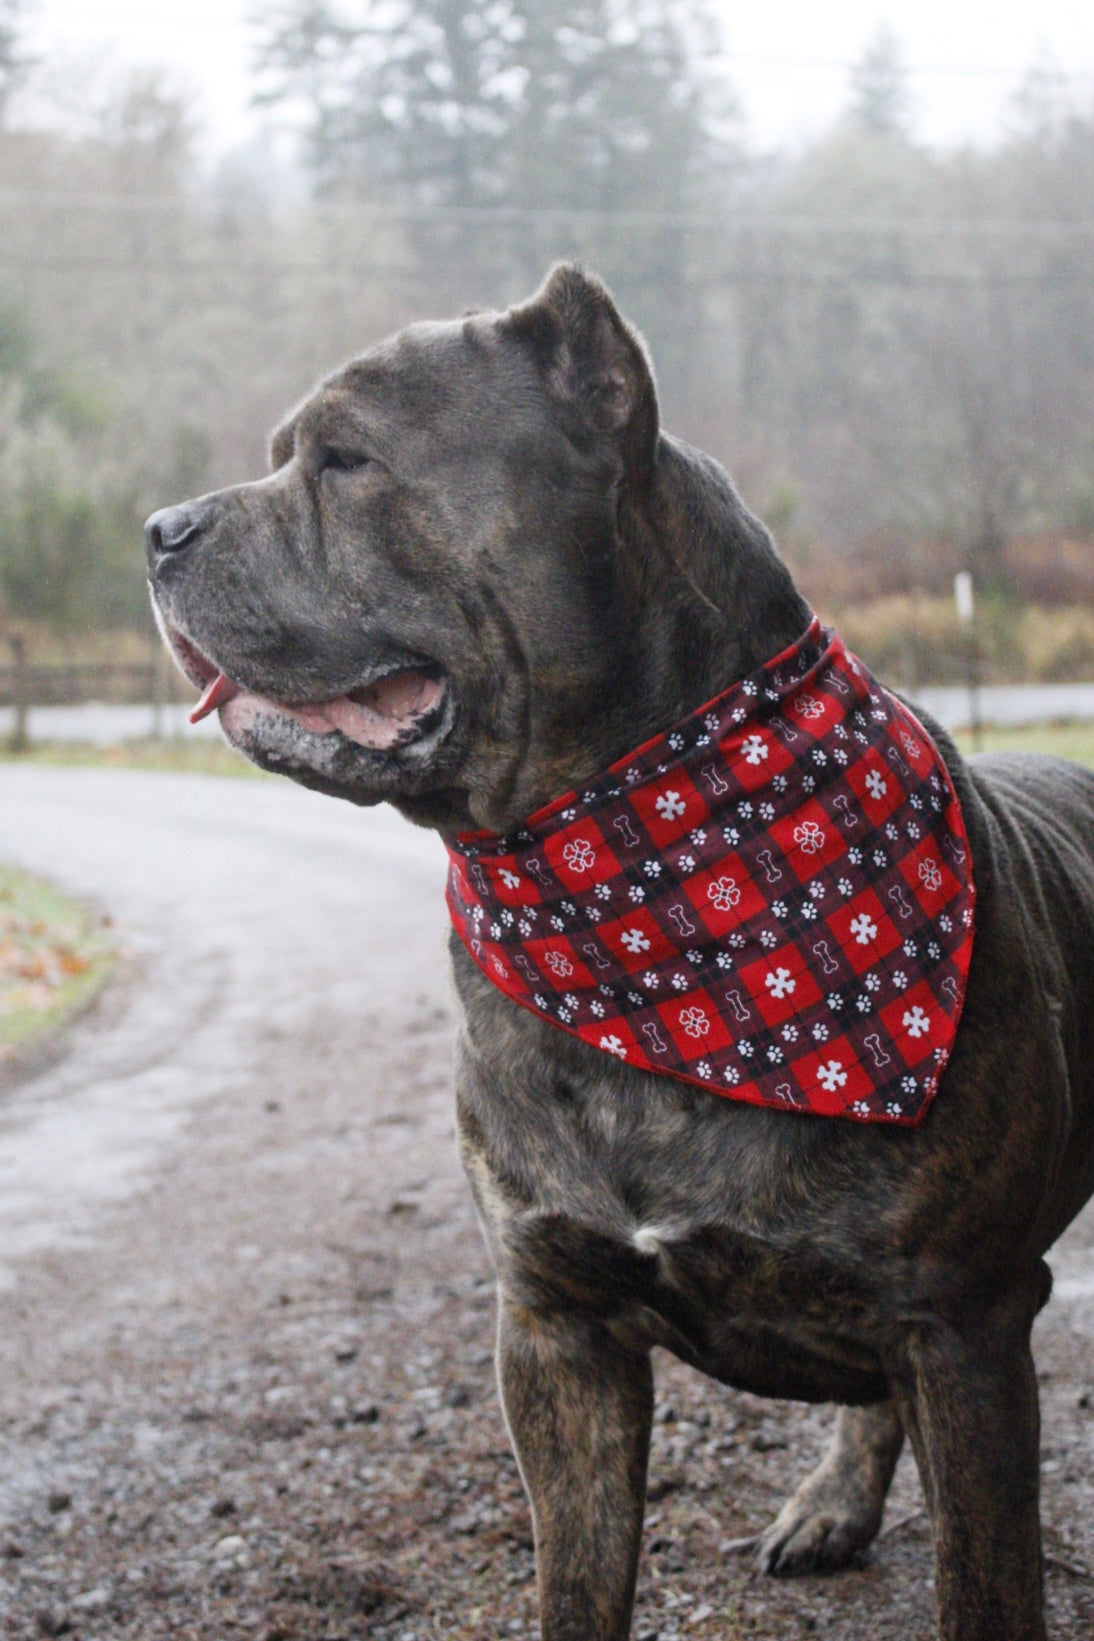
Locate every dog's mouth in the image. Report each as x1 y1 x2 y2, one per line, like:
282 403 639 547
167 626 448 755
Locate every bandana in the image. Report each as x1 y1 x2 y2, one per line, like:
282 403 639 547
445 619 975 1125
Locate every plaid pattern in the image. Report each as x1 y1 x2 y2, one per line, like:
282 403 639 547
446 619 975 1125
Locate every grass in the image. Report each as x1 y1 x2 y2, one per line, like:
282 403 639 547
0 865 117 1078
951 720 1094 768
0 736 270 778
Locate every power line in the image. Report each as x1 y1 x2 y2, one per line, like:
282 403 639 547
0 249 1090 288
2 189 1094 237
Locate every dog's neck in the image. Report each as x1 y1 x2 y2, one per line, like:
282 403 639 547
587 433 812 775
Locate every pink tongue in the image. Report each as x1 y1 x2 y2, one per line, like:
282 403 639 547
190 672 242 724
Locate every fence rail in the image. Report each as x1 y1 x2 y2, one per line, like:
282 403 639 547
0 661 190 709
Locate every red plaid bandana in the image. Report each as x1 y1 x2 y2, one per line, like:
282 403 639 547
445 619 975 1125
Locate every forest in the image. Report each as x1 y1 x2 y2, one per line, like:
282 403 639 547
1 0 1092 684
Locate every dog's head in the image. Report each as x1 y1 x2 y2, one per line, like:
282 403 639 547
147 265 805 834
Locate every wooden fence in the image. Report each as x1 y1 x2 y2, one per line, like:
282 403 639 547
0 639 190 750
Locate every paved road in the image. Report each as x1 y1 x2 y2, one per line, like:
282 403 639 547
3 682 1094 746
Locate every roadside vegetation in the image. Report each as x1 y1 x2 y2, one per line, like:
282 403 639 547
0 863 116 1078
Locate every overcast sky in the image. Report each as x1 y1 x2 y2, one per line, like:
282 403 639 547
17 0 1094 161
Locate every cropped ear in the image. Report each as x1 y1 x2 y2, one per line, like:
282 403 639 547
505 264 659 484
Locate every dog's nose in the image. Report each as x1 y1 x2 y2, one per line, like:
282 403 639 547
144 503 208 561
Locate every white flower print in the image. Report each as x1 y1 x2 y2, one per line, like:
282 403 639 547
655 790 686 822
620 928 650 955
918 857 943 893
599 1034 627 1059
563 838 596 873
794 693 826 719
765 967 797 1000
865 770 888 801
499 867 521 890
544 951 574 978
679 1006 710 1039
849 913 878 945
794 819 826 855
742 734 769 766
903 1005 931 1039
817 1059 848 1093
708 876 741 912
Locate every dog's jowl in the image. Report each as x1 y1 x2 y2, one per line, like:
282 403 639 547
146 265 1094 1641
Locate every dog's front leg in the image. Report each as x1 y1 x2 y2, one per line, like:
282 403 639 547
498 1298 654 1641
893 1311 1045 1641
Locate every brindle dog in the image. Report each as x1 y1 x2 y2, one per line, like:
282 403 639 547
146 265 1094 1641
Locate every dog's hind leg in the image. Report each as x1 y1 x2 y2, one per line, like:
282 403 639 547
756 1401 904 1575
497 1299 653 1641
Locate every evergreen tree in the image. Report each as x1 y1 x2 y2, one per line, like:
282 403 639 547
848 23 913 138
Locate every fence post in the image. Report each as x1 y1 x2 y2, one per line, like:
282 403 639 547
9 634 29 753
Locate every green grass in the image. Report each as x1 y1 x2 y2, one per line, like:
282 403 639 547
951 720 1094 768
0 736 270 778
0 865 117 1077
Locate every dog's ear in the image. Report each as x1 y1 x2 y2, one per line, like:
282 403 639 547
506 264 659 481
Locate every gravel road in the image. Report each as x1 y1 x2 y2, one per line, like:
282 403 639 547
0 765 1092 1641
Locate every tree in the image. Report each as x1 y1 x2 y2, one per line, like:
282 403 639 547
848 23 913 139
251 0 735 214
0 0 28 119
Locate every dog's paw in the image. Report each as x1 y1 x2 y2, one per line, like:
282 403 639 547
754 1483 879 1577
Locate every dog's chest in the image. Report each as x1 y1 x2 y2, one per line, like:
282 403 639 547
457 1033 890 1400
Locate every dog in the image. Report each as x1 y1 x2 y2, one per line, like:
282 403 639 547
146 265 1094 1641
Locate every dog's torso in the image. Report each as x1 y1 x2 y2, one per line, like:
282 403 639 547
454 743 1094 1405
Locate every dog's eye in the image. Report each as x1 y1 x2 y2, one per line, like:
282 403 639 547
320 447 370 475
